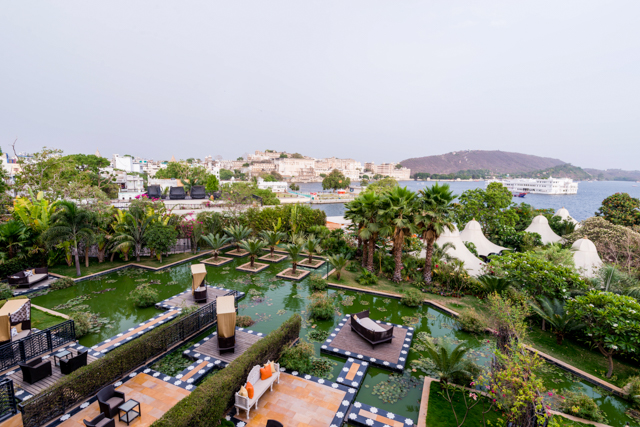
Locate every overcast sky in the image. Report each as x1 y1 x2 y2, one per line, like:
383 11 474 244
1 1 639 169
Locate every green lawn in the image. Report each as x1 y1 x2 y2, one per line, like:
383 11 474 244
49 251 209 278
31 307 67 330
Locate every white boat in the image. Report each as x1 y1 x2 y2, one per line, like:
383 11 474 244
486 177 578 195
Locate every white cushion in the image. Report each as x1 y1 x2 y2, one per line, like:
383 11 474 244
24 270 34 277
28 274 47 284
358 317 386 332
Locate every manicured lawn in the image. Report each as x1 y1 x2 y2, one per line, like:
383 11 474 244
49 251 210 278
31 307 67 330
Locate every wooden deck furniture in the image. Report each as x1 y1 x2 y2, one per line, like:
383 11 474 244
350 310 394 348
234 363 280 419
8 268 48 288
97 385 125 419
60 349 88 375
18 357 52 385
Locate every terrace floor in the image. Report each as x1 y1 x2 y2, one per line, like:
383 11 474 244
59 373 190 427
157 286 230 310
234 373 346 427
186 329 262 365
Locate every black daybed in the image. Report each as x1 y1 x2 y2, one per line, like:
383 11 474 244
350 310 394 348
169 186 186 200
147 185 162 199
8 267 49 288
190 185 206 199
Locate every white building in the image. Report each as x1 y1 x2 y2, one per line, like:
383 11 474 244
364 162 411 180
275 158 316 179
256 177 287 193
485 177 578 195
112 154 143 173
315 157 362 181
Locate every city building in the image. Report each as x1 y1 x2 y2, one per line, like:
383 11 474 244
256 177 287 193
364 162 411 180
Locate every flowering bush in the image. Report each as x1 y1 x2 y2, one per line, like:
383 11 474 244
557 391 607 423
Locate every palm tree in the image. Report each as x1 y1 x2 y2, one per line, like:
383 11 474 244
327 254 350 280
529 297 584 345
344 197 366 263
200 233 231 260
476 275 513 296
44 201 95 277
302 236 322 264
416 182 457 283
359 192 381 272
0 220 28 260
260 230 286 258
431 242 455 265
284 243 303 275
379 186 417 282
224 224 252 253
111 210 156 262
419 338 471 384
239 239 268 268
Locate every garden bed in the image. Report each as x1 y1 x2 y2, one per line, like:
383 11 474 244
236 262 270 273
277 268 311 281
202 256 233 266
298 258 326 269
258 253 288 263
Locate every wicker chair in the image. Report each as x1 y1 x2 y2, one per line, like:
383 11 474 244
350 310 394 348
97 385 125 419
147 185 162 199
190 185 206 199
8 267 49 288
60 350 88 375
18 357 52 384
83 413 115 427
169 186 186 200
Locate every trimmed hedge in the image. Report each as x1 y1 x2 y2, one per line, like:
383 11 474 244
243 205 326 235
151 314 301 427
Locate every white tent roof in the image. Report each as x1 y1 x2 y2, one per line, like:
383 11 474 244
571 238 602 278
525 215 563 245
434 225 485 277
555 207 580 228
459 220 510 257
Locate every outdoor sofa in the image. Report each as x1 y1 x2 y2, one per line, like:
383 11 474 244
350 310 394 348
60 350 88 375
146 185 162 199
169 186 186 200
8 267 49 288
235 362 280 419
97 385 125 419
18 357 52 384
190 185 206 199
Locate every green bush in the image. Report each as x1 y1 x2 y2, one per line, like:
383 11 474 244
308 293 334 320
400 288 423 307
0 284 13 300
50 277 75 290
242 205 326 235
308 274 328 292
558 391 607 423
279 339 314 372
356 269 378 286
128 284 159 308
455 309 487 334
70 311 92 338
626 375 640 409
236 315 255 328
151 314 301 427
346 261 360 273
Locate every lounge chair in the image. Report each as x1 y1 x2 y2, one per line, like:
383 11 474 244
97 385 125 419
350 310 394 348
147 185 162 199
169 186 186 200
18 357 52 384
83 413 115 427
8 268 49 288
190 185 206 199
266 421 284 427
60 350 88 375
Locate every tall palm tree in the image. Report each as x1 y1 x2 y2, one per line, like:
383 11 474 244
0 220 28 260
344 196 367 263
419 338 471 384
529 297 583 345
260 230 286 258
239 239 268 268
379 187 418 282
44 201 95 277
111 210 156 262
327 254 350 280
284 243 303 275
359 192 381 272
416 182 457 283
302 236 322 264
224 224 253 253
200 233 231 260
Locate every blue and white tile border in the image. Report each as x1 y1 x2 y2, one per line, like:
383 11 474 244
336 357 369 389
155 285 245 310
182 327 263 363
320 316 414 372
348 401 415 427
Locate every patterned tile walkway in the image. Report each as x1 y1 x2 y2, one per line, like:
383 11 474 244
234 373 346 427
58 373 190 427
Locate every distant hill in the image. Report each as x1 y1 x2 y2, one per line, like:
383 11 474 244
511 164 593 180
583 168 640 182
400 150 567 175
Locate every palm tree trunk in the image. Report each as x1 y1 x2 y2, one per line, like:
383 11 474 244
367 238 375 272
213 250 219 260
292 262 297 274
73 243 81 277
392 244 403 282
361 239 368 268
424 240 434 283
308 252 313 264
110 251 116 262
136 243 141 262
336 270 342 280
556 332 564 345
270 246 275 257
85 245 89 268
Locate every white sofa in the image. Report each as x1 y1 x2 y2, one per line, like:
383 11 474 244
234 362 280 419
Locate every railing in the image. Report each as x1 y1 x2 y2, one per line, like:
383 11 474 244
111 201 216 210
0 320 75 371
0 379 17 423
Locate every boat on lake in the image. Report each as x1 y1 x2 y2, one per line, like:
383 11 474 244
486 177 578 195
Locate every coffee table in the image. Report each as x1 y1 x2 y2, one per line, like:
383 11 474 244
53 350 71 367
118 399 141 425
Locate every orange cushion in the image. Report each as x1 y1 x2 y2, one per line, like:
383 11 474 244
264 362 273 374
260 367 272 380
246 382 254 399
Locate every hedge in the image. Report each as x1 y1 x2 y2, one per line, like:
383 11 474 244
243 205 327 235
151 314 301 427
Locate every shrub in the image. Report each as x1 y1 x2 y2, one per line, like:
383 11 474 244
356 270 378 286
236 315 255 328
401 289 423 307
50 277 75 291
279 339 314 372
308 274 328 292
0 284 13 300
128 284 159 308
455 309 487 334
558 391 607 423
345 261 360 273
626 376 640 409
308 293 334 321
70 311 92 338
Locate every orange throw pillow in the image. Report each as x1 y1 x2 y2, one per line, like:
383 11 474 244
264 362 273 374
260 367 272 380
246 382 254 399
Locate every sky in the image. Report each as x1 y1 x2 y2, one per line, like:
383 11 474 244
1 1 639 170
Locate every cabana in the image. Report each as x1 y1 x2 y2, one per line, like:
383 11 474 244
0 299 31 344
217 295 236 353
190 185 206 199
147 185 162 199
525 215 563 245
572 238 602 278
169 186 186 200
435 225 485 277
555 207 581 229
460 219 509 258
191 264 208 303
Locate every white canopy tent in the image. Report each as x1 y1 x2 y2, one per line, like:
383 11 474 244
555 207 581 229
525 215 563 245
459 219 510 258
435 225 485 277
572 238 602 278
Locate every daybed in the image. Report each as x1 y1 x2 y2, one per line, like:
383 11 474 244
169 186 186 200
235 362 280 419
97 385 125 419
191 264 208 303
350 310 394 348
0 299 32 345
60 350 88 375
217 295 236 354
147 185 162 199
18 357 52 384
190 185 206 199
83 413 115 427
8 267 48 288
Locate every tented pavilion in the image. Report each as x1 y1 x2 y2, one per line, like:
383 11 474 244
191 264 208 303
216 295 236 353
555 207 581 229
525 215 563 245
572 238 603 278
459 219 510 258
435 225 485 277
0 298 31 344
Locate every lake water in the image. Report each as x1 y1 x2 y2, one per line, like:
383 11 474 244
299 181 640 221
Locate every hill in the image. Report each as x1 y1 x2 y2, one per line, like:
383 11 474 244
583 168 640 182
511 164 593 180
400 150 567 175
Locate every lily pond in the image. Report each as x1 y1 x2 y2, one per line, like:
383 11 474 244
32 255 638 425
